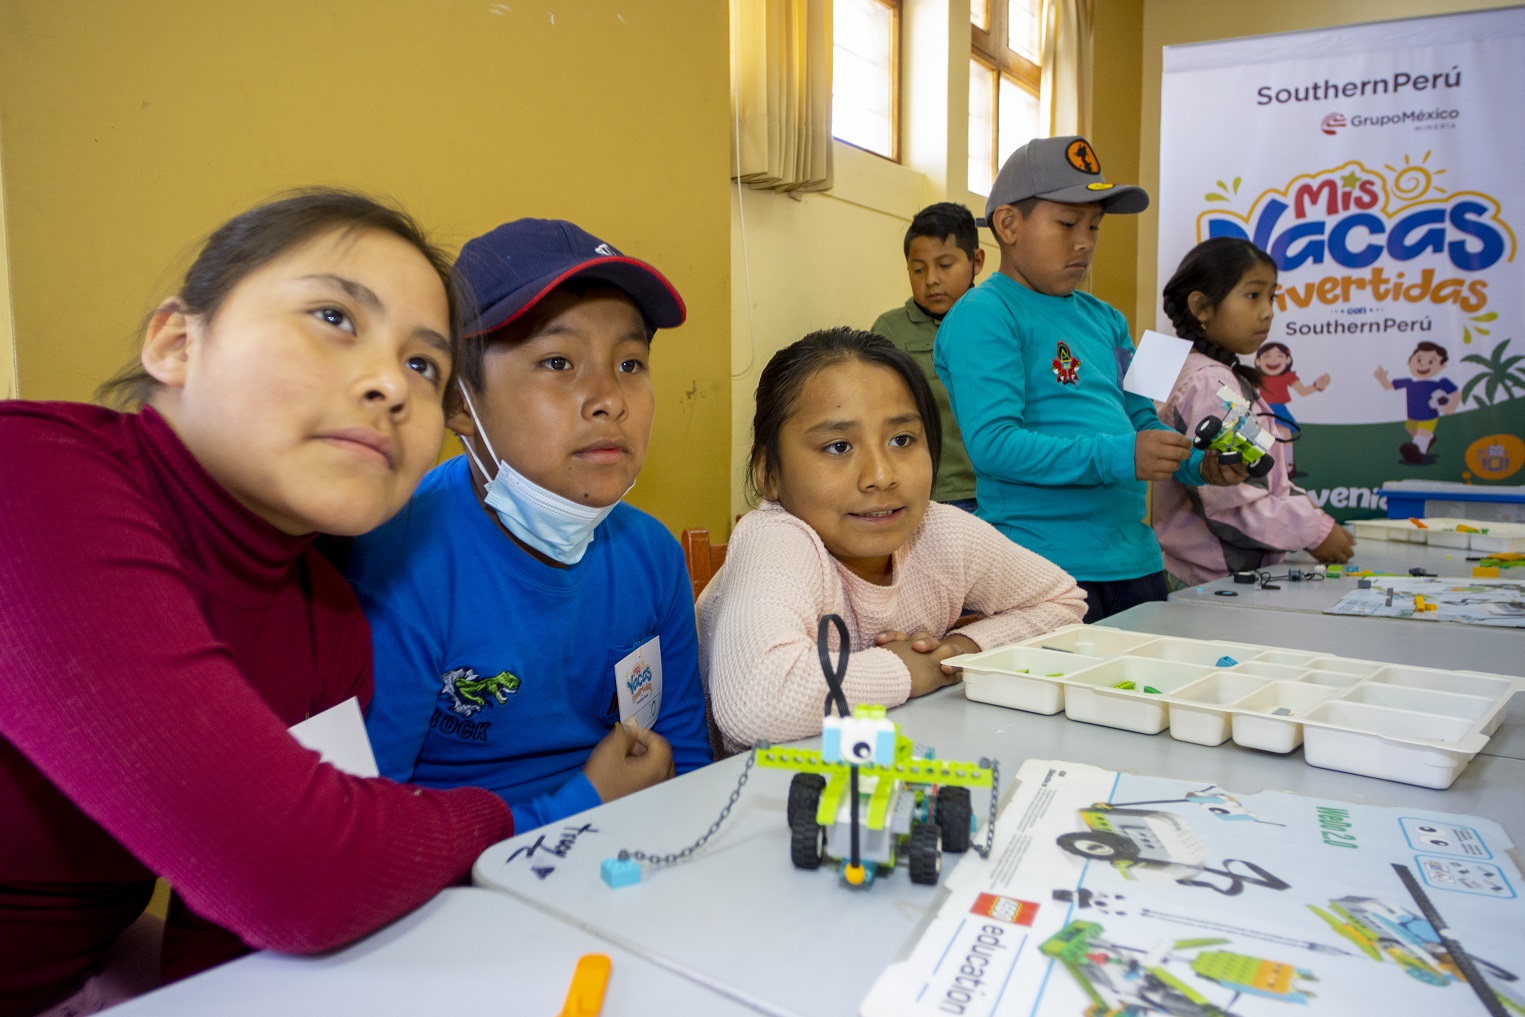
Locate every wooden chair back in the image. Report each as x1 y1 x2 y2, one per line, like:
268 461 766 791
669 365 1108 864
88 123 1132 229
680 528 728 600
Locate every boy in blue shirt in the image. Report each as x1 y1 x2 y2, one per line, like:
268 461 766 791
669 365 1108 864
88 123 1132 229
347 219 711 831
935 137 1245 622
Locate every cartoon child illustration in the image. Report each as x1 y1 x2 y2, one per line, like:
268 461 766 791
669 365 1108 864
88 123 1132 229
1375 341 1458 464
1254 342 1328 479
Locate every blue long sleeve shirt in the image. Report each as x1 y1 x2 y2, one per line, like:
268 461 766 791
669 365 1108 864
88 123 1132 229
345 456 711 832
934 271 1204 581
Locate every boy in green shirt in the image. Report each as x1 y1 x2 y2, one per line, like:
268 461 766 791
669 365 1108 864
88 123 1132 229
872 203 985 511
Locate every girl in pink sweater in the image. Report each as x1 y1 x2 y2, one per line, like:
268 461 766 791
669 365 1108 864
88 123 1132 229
699 327 1086 755
1153 237 1355 586
0 191 516 1015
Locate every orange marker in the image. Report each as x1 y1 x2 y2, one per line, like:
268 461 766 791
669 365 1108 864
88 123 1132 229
1408 517 1428 529
559 954 611 1017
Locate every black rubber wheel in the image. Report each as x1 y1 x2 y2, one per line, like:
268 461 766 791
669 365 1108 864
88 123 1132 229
790 815 826 870
1056 830 1139 863
1216 448 1244 465
786 773 826 829
935 787 973 853
1247 454 1276 478
907 822 943 885
1193 416 1223 448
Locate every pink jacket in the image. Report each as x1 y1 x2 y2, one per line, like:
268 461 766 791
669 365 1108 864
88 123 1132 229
1153 352 1334 585
698 501 1086 754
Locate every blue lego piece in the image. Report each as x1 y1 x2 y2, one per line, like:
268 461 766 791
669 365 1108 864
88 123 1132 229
1215 656 1238 667
601 855 642 889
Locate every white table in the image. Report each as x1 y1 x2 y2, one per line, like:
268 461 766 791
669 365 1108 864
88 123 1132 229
107 887 766 1016
1169 541 1490 612
1105 600 1525 760
473 626 1525 1017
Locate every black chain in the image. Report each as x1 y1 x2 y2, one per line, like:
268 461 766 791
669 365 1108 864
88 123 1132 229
618 751 757 869
972 757 999 860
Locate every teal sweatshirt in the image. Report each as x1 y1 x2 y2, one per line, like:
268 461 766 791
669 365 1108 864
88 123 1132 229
934 271 1204 581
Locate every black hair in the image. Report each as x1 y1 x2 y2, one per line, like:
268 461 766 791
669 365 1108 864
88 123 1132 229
747 326 942 502
1412 341 1449 363
455 278 653 396
1161 236 1276 394
98 188 466 413
904 202 979 260
1255 341 1292 369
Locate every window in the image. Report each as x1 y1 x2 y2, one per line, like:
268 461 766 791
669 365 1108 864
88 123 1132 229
969 0 1042 194
832 0 900 160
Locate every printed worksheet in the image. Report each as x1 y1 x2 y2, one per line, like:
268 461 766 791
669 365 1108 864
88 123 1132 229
1326 577 1525 628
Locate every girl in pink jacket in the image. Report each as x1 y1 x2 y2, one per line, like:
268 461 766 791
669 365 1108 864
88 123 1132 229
1153 238 1354 585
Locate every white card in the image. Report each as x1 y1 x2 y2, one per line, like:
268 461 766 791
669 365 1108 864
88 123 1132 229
288 697 380 778
1122 329 1194 402
614 635 662 731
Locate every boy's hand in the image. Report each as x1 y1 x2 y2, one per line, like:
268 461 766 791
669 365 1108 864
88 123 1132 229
1308 525 1356 563
582 722 675 803
875 629 978 697
1373 366 1391 388
1135 430 1193 482
1199 450 1249 487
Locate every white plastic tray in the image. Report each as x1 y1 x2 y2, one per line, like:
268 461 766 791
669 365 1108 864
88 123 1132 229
1350 516 1525 552
949 624 1523 790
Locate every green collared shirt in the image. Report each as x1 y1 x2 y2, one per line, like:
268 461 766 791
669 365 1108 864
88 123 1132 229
871 298 977 503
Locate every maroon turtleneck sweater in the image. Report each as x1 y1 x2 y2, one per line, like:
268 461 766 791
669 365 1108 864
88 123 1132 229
0 402 515 1016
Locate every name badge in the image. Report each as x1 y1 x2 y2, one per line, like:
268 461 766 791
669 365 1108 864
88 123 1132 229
614 635 662 731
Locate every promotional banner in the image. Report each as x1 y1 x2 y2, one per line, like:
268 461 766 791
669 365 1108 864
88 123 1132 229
1157 8 1525 521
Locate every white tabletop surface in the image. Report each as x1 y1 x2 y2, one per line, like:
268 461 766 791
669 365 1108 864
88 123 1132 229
1169 540 1494 612
474 604 1525 1017
107 887 765 1016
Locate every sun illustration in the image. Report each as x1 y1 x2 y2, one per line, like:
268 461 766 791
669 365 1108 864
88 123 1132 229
1383 151 1448 202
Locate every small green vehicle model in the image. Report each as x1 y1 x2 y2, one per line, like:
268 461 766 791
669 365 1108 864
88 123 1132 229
1192 384 1278 479
755 615 996 889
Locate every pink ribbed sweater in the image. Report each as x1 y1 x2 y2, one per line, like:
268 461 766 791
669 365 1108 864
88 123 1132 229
698 501 1086 754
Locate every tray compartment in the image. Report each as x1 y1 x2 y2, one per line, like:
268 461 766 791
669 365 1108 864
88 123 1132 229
1338 683 1498 721
1020 625 1157 658
1302 701 1477 789
1305 657 1382 677
1231 682 1336 753
1062 658 1213 735
957 646 1103 715
1365 665 1514 700
1168 673 1270 746
1252 649 1321 668
1229 662 1309 681
1126 638 1262 668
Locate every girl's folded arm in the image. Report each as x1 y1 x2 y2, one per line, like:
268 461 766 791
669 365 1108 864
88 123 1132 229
950 513 1088 649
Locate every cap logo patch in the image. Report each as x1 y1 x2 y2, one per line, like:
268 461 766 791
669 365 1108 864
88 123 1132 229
1066 140 1101 175
1086 183 1114 191
594 243 616 256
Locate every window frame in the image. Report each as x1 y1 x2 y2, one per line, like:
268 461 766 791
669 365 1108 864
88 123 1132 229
831 0 903 163
970 0 1042 191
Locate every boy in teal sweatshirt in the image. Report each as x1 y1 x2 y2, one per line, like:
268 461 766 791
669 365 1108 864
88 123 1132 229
935 136 1245 621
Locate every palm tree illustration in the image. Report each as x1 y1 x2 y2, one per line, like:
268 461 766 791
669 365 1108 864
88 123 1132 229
1461 339 1525 408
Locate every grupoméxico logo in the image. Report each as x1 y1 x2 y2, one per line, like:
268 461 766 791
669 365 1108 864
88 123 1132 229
1199 154 1514 314
1321 113 1346 136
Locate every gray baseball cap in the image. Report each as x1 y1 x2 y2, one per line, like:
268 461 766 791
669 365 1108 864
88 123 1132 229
981 135 1149 223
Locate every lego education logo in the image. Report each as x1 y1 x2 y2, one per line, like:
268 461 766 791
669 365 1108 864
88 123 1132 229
1198 153 1514 316
970 893 1038 926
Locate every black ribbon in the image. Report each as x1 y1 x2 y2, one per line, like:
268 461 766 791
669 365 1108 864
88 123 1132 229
818 614 851 719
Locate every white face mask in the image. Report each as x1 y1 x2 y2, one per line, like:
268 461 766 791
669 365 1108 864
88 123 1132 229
456 383 619 565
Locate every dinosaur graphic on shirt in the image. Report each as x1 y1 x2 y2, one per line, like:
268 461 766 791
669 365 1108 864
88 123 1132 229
440 667 520 717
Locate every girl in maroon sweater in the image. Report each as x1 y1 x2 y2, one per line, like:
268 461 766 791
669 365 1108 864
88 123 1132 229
0 191 517 1015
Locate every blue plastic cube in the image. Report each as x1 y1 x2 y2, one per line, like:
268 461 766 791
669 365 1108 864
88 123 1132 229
601 856 642 889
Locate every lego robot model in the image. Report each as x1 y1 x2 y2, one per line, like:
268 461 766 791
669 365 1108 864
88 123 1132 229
1192 385 1277 479
755 614 996 888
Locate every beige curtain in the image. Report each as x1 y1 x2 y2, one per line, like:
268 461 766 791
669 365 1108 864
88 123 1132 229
1040 0 1094 139
731 0 833 194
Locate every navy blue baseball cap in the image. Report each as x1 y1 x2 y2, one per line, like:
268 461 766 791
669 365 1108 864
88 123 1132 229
453 218 686 338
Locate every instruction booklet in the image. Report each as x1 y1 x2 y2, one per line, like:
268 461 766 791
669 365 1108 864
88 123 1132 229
861 759 1523 1017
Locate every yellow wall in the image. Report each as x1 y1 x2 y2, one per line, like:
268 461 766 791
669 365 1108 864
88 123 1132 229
0 0 731 536
1087 0 1145 334
1113 0 1520 333
0 130 14 401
